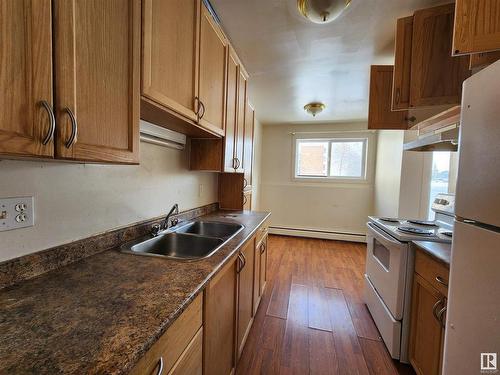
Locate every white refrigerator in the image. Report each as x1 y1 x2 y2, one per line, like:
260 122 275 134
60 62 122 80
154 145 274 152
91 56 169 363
443 61 500 374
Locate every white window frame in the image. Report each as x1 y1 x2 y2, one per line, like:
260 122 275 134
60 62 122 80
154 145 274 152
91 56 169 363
293 137 368 182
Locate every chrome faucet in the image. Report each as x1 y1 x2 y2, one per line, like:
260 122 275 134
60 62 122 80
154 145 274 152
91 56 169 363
151 204 179 236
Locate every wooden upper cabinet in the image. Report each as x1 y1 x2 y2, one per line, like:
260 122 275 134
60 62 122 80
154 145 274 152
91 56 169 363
453 0 500 55
142 0 199 122
243 101 255 188
224 47 239 172
392 16 413 111
0 0 54 158
368 66 409 130
198 3 227 136
53 0 140 163
234 67 247 173
410 3 470 108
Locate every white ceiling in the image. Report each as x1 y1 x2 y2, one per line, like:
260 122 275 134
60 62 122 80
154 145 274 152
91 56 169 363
210 0 449 125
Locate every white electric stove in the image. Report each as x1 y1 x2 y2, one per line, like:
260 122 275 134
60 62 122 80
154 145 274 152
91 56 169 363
364 194 455 363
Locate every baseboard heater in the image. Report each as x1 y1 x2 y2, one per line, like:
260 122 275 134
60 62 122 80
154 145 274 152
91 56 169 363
269 226 366 243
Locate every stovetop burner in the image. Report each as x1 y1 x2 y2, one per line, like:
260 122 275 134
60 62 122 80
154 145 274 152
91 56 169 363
380 217 400 223
397 226 434 236
406 220 438 227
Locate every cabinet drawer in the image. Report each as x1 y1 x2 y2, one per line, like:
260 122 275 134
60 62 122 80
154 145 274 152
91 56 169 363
130 293 203 375
415 250 449 296
169 328 203 375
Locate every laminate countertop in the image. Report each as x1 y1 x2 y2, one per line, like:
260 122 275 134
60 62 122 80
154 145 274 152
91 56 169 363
0 210 270 375
412 240 451 266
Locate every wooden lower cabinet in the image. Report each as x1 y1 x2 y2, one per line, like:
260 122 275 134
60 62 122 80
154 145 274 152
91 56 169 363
130 294 203 375
253 233 268 315
204 256 238 375
237 237 256 359
409 250 449 375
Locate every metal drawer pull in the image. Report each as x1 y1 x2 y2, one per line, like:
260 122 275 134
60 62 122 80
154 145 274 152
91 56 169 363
156 357 164 375
432 298 444 322
437 306 447 329
64 107 78 148
243 193 247 205
240 252 247 269
260 242 266 254
236 254 243 273
234 158 241 169
198 100 205 119
435 276 448 287
39 100 55 145
243 178 248 189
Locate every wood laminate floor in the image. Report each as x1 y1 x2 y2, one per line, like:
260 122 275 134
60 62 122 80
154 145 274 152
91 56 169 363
237 235 415 375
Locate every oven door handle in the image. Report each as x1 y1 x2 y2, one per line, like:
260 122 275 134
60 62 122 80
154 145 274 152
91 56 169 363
367 222 404 247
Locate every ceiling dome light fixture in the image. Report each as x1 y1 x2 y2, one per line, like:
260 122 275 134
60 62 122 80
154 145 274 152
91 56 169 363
297 0 351 24
304 102 326 117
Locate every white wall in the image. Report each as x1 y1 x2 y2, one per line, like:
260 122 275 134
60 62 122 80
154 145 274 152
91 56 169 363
251 117 263 210
373 130 404 218
259 122 376 238
0 142 218 262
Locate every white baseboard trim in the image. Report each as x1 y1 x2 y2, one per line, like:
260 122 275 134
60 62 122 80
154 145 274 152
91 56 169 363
269 226 367 243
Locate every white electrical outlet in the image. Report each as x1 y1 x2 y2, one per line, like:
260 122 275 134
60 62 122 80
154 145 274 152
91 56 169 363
0 196 34 232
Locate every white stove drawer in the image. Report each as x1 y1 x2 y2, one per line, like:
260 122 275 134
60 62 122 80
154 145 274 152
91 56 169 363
365 222 409 320
364 275 401 360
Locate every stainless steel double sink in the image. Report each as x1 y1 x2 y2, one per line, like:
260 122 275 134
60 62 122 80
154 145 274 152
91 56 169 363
120 221 244 261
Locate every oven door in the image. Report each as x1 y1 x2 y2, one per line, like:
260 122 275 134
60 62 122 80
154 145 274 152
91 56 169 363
365 222 409 320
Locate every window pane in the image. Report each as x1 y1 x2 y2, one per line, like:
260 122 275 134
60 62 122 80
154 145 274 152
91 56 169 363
297 141 329 176
330 141 364 177
428 152 450 220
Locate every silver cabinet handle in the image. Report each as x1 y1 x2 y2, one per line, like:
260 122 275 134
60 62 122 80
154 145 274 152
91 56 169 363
240 252 247 269
234 158 241 169
243 178 248 189
64 107 78 148
437 306 447 329
198 100 205 119
435 276 448 287
236 253 244 273
39 100 55 145
243 192 247 206
432 298 445 322
156 357 164 375
260 242 266 254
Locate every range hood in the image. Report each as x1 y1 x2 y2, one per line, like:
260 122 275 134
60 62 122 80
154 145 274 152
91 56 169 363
403 126 459 152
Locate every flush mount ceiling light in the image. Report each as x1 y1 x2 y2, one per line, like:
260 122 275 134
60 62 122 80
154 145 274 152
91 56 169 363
304 102 326 117
297 0 351 24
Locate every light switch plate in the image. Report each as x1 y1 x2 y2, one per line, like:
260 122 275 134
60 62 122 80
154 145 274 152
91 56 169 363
0 196 34 232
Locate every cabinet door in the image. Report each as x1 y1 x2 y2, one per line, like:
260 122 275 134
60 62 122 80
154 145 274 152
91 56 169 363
409 274 446 375
392 16 413 111
198 3 227 136
453 0 500 55
223 48 239 172
0 0 54 158
410 4 470 107
243 101 255 187
259 234 268 296
142 0 199 122
234 68 247 172
169 328 203 375
368 66 408 130
237 238 255 359
253 239 262 315
204 257 237 375
54 0 140 164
